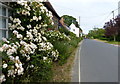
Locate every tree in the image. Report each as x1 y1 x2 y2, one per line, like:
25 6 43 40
104 16 119 41
87 28 105 39
61 15 80 28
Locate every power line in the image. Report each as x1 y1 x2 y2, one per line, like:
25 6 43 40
97 12 112 26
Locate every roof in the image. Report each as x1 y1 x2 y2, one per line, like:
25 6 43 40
43 2 61 20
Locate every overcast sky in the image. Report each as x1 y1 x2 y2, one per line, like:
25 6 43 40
49 0 120 34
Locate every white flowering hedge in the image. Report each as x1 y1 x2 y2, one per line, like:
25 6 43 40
45 30 71 42
0 1 60 83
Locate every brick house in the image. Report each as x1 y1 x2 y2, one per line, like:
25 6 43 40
43 2 62 30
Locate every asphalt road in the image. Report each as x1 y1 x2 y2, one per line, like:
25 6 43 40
80 39 118 82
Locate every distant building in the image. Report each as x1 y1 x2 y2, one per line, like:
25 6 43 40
118 1 120 15
69 23 80 37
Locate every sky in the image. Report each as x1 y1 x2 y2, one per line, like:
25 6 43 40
49 0 120 34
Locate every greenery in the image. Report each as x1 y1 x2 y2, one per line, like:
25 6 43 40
45 29 82 65
0 1 59 83
61 15 80 28
105 41 120 45
87 28 105 40
0 2 82 83
87 14 120 42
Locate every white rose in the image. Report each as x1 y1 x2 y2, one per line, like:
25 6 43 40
33 16 38 21
13 30 18 35
43 57 47 61
0 48 3 52
3 64 8 68
27 24 32 29
38 16 42 20
9 56 15 61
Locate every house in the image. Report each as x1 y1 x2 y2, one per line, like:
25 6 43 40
43 2 61 30
69 23 80 37
0 2 12 40
0 1 62 40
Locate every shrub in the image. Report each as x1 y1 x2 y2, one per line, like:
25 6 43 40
0 1 59 83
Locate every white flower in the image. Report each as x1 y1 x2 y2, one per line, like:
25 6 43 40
3 64 8 68
15 56 19 60
8 69 14 77
43 57 47 61
13 30 18 35
2 38 9 43
18 68 24 75
30 65 34 68
20 40 26 46
18 26 25 31
26 6 31 11
7 47 16 55
33 16 38 21
13 18 21 24
9 56 15 61
17 34 23 39
0 74 6 82
9 16 13 21
0 48 3 52
27 24 32 29
38 16 42 20
26 31 33 40
42 37 47 41
51 22 54 25
16 42 20 47
15 63 19 68
22 10 30 16
2 44 10 50
26 56 30 61
43 24 47 27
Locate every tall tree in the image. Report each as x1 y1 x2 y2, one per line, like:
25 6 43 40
61 15 80 28
87 28 105 39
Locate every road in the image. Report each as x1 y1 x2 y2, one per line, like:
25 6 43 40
79 39 118 82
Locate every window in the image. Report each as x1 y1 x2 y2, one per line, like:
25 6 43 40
73 29 75 31
0 2 12 40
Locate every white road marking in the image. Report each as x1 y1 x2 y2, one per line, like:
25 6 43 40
79 40 83 83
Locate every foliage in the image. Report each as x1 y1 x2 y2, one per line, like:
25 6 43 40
104 15 120 41
45 30 71 43
0 1 59 83
61 15 80 28
87 28 105 39
0 1 82 83
45 29 82 65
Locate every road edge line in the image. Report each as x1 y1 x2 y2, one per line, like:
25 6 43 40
79 40 83 83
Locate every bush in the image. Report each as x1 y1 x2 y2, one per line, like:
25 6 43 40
0 1 59 83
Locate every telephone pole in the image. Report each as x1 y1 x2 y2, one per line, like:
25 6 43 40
112 11 114 23
79 16 80 26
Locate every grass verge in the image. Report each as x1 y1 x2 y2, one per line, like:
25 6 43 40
94 39 120 45
50 44 79 82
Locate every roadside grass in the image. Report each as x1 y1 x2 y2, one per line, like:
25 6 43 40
94 39 120 45
49 36 82 82
50 45 78 82
105 41 120 45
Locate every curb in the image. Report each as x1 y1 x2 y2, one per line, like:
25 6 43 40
71 40 83 82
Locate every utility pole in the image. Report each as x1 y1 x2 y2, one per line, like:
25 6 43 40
79 16 80 26
112 10 116 41
112 11 114 23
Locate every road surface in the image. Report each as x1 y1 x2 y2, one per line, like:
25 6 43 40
79 39 118 82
